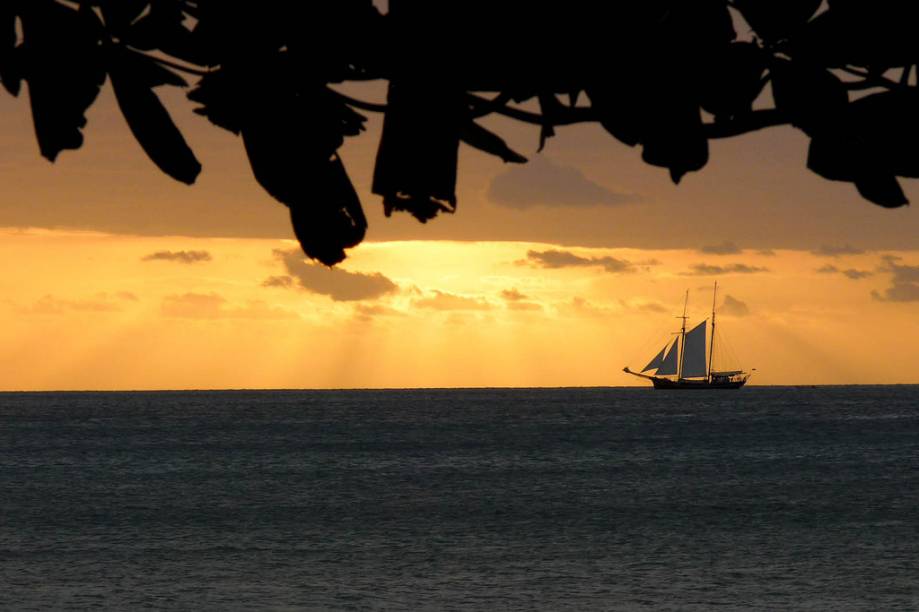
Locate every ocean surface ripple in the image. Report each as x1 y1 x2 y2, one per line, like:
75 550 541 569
1 386 917 610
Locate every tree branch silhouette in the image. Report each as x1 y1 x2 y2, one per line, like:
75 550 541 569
3 0 917 264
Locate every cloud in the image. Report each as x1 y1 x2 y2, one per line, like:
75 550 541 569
487 155 642 209
557 296 612 318
699 241 741 255
817 264 872 279
414 290 492 311
142 250 212 264
636 301 668 313
884 260 919 283
276 250 398 301
681 263 769 276
161 292 296 319
500 288 528 301
116 291 139 301
756 249 776 256
261 275 294 288
873 283 919 302
812 244 865 257
720 294 750 317
523 249 637 273
873 257 919 302
499 288 541 310
17 294 123 315
354 304 404 320
507 301 542 311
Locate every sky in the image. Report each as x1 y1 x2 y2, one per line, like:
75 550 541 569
1 77 918 390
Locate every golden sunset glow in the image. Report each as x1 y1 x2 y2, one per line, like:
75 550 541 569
1 227 917 390
3 78 919 391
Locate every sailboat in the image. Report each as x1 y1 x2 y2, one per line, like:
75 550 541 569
623 282 751 389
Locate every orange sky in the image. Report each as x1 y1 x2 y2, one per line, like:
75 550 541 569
1 228 917 390
1 79 918 389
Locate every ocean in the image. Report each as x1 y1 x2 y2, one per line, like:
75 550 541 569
1 386 917 610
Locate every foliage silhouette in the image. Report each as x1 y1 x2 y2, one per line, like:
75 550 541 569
3 1 918 264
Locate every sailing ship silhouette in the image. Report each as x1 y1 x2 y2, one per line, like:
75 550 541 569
624 282 751 389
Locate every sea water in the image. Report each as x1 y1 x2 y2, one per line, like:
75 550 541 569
1 386 917 610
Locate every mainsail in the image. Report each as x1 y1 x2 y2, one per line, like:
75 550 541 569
681 320 707 378
655 339 680 376
641 344 668 372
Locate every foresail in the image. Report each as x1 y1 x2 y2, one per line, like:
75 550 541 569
656 339 680 376
641 345 668 372
681 320 707 378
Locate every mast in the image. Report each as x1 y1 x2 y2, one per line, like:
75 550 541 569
708 281 717 381
677 290 688 380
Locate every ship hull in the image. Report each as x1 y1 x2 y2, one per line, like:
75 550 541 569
650 377 747 390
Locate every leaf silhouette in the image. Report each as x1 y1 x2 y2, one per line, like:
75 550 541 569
21 2 105 161
734 0 822 42
771 59 847 136
0 5 20 96
108 46 201 184
849 90 919 180
460 121 527 164
8 2 919 263
698 43 767 121
99 0 150 38
239 71 367 265
640 80 709 184
855 175 908 208
288 155 367 266
126 0 205 66
537 94 560 152
187 68 244 134
587 75 644 148
807 131 859 183
373 82 462 222
808 90 919 207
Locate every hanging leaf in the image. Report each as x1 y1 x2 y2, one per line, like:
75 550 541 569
108 46 201 184
126 0 205 66
808 90 919 207
792 3 918 72
733 0 822 42
586 59 650 148
848 90 919 179
239 72 368 264
110 45 187 88
0 5 20 96
807 131 859 182
855 175 908 208
770 58 847 136
187 67 244 134
372 81 462 222
460 121 526 164
641 99 709 185
587 80 644 147
698 42 767 121
568 90 580 108
99 0 150 38
537 93 560 152
640 72 709 184
288 155 367 265
21 1 106 161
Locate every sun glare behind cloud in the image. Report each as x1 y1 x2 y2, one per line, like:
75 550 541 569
1 228 917 390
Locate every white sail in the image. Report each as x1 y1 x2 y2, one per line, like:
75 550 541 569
641 345 668 372
656 339 680 376
681 320 707 378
